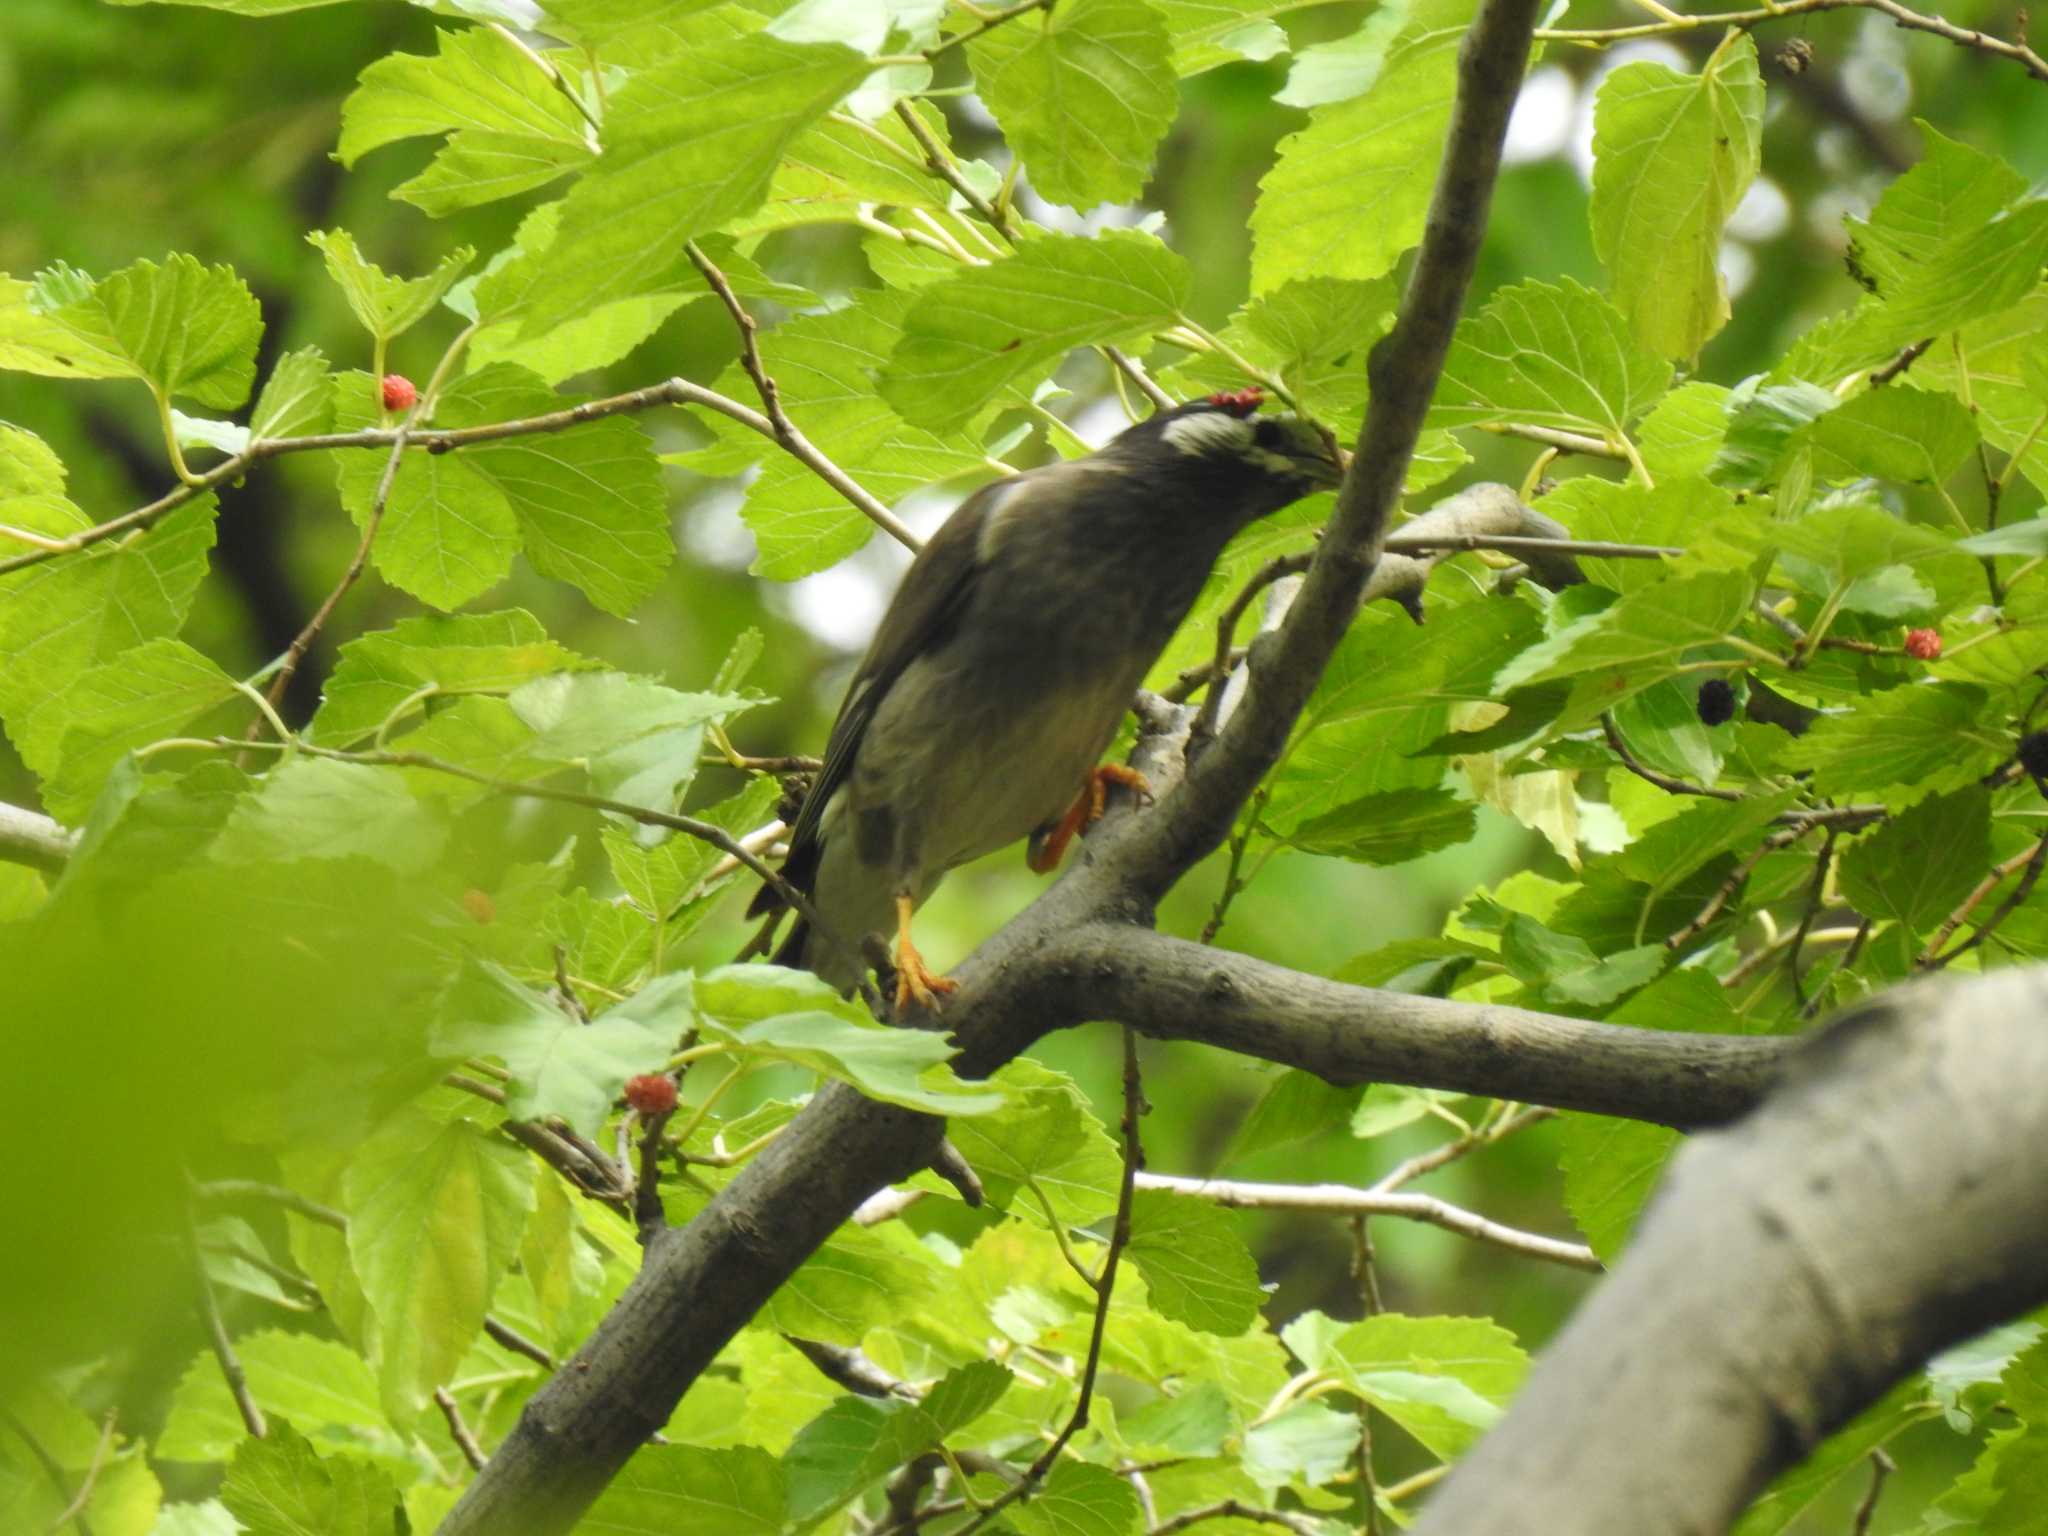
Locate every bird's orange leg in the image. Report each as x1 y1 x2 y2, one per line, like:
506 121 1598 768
893 893 958 1013
1027 764 1153 874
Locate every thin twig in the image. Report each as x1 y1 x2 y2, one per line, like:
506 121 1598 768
1148 1500 1323 1536
44 1412 116 1535
434 1388 489 1472
1371 1106 1555 1193
633 1102 676 1247
956 1030 1146 1536
1604 712 1745 802
1139 1173 1600 1271
190 1179 344 1229
484 1316 556 1370
1850 1450 1896 1536
1918 836 2048 969
1869 338 1934 386
0 1410 91 1536
0 376 900 577
189 1201 266 1438
1786 828 1839 1007
928 0 1057 57
785 1336 918 1399
1666 823 1817 953
1476 421 1629 459
1536 0 2048 83
0 800 77 873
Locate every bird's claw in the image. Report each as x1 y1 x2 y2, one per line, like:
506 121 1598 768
1027 764 1154 874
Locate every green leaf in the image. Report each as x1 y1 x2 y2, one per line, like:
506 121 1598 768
1500 915 1666 1008
1847 122 2027 295
160 1332 388 1461
605 775 782 922
214 757 448 874
1010 1459 1143 1536
969 0 1176 209
784 1359 1013 1520
1430 276 1674 438
686 287 985 579
433 963 674 1135
343 1107 535 1422
511 671 753 813
738 103 956 235
1804 383 1977 486
1639 380 1732 480
250 348 335 440
1731 1380 1941 1536
1496 570 1753 695
1155 0 1298 75
1226 1070 1365 1162
1779 682 2008 803
945 1057 1123 1223
310 608 599 747
435 364 673 614
759 1221 944 1344
1837 786 1991 938
1590 34 1762 360
1279 785 1476 865
1558 1112 1679 1262
1250 0 1472 292
1282 1310 1528 1459
693 965 1002 1116
1850 196 2048 357
1241 1399 1359 1490
880 229 1190 431
306 231 475 342
219 1421 398 1536
25 254 261 409
0 493 215 780
582 1444 786 1535
44 638 242 822
1126 1190 1264 1335
479 36 869 335
327 375 518 609
337 26 593 215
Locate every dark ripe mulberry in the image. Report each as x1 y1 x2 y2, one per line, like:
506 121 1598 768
1697 678 1737 727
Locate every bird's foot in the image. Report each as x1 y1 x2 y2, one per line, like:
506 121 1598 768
1027 764 1154 874
892 895 958 1014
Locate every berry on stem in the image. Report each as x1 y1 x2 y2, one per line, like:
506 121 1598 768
623 1074 678 1116
381 373 417 412
1904 628 1941 661
2018 732 2048 781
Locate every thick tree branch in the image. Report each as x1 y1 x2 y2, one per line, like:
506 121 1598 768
1409 968 2048 1536
440 5 1548 1528
1115 0 1543 900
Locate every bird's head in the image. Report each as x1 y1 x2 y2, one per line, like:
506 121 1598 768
1116 389 1344 512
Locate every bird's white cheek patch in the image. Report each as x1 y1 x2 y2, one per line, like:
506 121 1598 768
1161 411 1255 457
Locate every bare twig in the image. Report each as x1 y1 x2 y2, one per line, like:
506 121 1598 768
929 0 1058 57
1849 1450 1896 1536
1786 828 1840 1007
189 1202 266 1439
1604 713 1744 802
1149 1500 1324 1536
633 1102 676 1248
485 1316 556 1370
191 1179 346 1230
435 1388 489 1472
1373 1106 1555 1193
1917 836 2048 969
0 375 900 577
1476 421 1629 459
1139 1172 1600 1271
785 1336 917 1399
957 1030 1146 1536
44 1412 116 1535
1666 823 1818 953
1536 0 2048 84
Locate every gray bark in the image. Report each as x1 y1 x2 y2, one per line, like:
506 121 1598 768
1411 968 2048 1536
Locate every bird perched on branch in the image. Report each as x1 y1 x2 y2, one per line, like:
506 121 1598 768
748 389 1343 1010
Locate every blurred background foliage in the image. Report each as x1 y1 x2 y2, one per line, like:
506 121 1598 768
3 0 2044 1522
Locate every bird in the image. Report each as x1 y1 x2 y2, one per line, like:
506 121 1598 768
747 388 1344 1010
